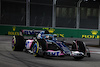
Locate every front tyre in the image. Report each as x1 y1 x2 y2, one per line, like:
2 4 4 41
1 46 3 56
32 39 46 57
32 46 39 57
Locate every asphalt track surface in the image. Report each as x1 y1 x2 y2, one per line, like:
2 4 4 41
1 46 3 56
0 35 100 67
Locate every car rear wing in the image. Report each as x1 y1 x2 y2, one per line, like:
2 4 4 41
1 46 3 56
20 29 42 36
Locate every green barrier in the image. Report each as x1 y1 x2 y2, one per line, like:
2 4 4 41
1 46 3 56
0 25 42 35
51 28 100 38
0 25 100 38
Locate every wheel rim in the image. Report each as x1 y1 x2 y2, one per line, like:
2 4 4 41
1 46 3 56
33 46 37 56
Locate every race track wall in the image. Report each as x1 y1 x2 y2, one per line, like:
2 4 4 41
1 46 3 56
0 25 100 39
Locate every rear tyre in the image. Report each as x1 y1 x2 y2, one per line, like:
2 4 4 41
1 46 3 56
72 41 85 60
87 53 91 57
77 41 86 54
12 36 25 51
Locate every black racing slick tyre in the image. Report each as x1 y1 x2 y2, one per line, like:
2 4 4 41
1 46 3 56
12 36 25 51
32 39 46 57
77 41 86 54
37 39 47 51
87 53 91 57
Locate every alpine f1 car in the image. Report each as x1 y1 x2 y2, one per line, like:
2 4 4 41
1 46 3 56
12 29 91 60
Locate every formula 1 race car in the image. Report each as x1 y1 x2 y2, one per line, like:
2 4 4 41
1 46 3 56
12 29 90 60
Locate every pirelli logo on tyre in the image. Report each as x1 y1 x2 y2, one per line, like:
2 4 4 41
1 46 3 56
8 26 19 35
82 30 100 39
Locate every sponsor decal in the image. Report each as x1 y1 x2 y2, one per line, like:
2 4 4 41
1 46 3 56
22 30 34 35
43 28 55 33
56 34 64 37
91 30 98 35
8 32 19 35
43 28 64 37
47 51 60 56
82 30 100 38
12 26 16 31
8 26 19 35
52 52 59 56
